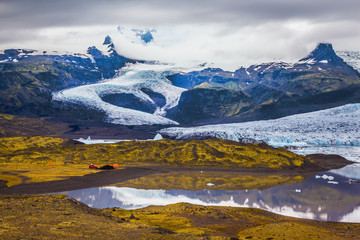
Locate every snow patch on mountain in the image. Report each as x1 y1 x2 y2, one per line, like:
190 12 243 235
117 26 155 44
53 63 187 125
159 103 360 147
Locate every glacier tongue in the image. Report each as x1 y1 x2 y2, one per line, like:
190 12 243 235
159 103 360 150
52 63 187 125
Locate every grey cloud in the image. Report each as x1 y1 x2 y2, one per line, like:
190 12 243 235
0 0 359 67
0 0 359 29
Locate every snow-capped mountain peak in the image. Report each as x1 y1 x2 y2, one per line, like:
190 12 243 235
299 43 345 65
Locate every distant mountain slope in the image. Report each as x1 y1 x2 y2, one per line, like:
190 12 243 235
1 41 360 127
167 43 360 124
0 36 138 117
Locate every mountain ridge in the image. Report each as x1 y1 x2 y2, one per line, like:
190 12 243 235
167 43 360 124
1 41 360 126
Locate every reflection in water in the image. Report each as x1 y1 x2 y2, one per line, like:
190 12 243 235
330 163 360 179
62 166 360 223
111 172 305 191
292 145 360 179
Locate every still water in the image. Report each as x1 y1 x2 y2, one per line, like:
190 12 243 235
61 163 360 223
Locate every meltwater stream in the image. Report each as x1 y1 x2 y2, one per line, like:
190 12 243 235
61 164 360 223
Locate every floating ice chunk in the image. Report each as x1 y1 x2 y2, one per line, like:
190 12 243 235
206 183 215 186
295 189 301 193
153 133 163 140
328 181 338 184
315 174 335 181
76 136 124 144
321 175 335 180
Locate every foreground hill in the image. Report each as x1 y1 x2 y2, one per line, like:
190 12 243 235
0 195 359 239
0 136 351 189
0 136 341 169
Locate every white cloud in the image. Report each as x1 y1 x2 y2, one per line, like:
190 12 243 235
1 0 359 70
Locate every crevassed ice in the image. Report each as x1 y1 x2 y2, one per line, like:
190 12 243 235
159 103 360 153
52 63 187 125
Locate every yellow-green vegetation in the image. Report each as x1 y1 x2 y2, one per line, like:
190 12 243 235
0 136 97 187
8 60 55 73
113 172 305 190
108 203 360 239
0 135 67 152
104 138 309 168
0 113 70 137
0 136 313 187
2 194 358 239
0 194 185 240
0 164 99 187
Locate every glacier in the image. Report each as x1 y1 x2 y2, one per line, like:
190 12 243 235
159 103 360 159
337 51 360 72
53 63 187 125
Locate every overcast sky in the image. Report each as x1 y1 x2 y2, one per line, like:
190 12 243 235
0 0 359 69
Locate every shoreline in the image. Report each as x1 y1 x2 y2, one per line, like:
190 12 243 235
0 155 351 195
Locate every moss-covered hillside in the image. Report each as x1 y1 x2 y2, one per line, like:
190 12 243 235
0 136 310 169
1 195 359 240
0 136 351 188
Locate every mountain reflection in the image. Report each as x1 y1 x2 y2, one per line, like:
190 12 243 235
62 168 360 223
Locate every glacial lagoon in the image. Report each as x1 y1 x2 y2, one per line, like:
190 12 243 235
61 162 360 223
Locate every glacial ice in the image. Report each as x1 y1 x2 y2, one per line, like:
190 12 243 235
75 137 124 144
337 51 360 72
53 63 187 125
159 103 360 156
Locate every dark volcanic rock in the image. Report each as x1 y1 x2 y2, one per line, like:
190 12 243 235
169 87 255 124
168 68 238 89
299 43 346 65
101 93 157 114
238 84 360 121
141 88 166 108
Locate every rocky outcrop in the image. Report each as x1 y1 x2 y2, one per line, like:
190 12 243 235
167 87 255 124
